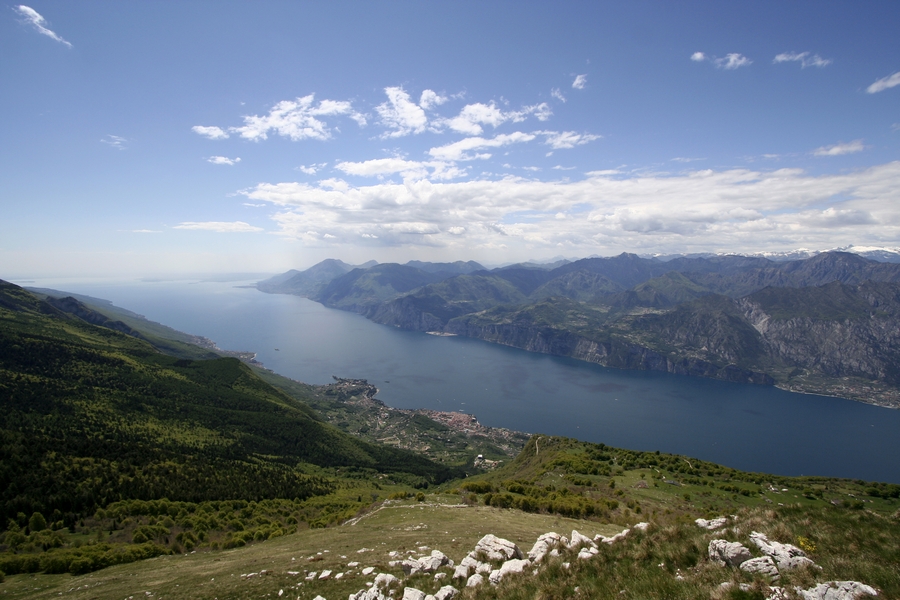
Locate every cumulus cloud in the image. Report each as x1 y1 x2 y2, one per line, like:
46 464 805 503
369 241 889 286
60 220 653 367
773 51 832 68
207 156 241 165
419 89 448 110
572 74 587 89
813 140 865 157
101 135 127 150
297 163 327 175
377 87 429 137
14 5 71 47
192 125 229 140
238 161 900 256
551 88 566 102
441 102 551 136
428 132 536 161
867 71 900 94
228 95 365 141
174 221 263 233
691 52 706 62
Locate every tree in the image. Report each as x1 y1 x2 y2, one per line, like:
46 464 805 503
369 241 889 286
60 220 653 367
28 511 47 532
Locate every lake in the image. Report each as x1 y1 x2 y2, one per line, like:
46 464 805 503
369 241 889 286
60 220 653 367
20 277 900 483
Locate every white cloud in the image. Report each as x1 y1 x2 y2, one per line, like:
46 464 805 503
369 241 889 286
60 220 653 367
239 161 900 256
297 163 327 175
813 140 865 157
14 5 71 47
131 229 161 233
419 89 448 110
377 87 429 137
714 53 751 70
174 221 263 233
572 74 587 89
867 71 900 94
551 88 566 103
773 51 832 68
101 135 127 150
692 52 752 70
428 132 536 161
443 102 552 135
538 131 601 150
229 95 365 141
207 156 241 165
192 125 229 140
335 158 465 181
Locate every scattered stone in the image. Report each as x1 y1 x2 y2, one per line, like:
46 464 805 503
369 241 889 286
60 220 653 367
361 566 376 575
401 558 422 575
287 571 300 576
434 585 459 600
797 581 879 600
488 569 502 585
633 522 650 531
473 534 524 561
305 572 317 580
434 572 446 581
313 596 327 600
318 570 332 580
348 561 360 567
374 573 400 589
349 589 387 600
708 539 752 567
402 587 427 600
389 551 400 558
452 564 470 580
335 572 345 580
475 562 492 575
466 574 484 588
740 555 780 581
460 555 479 570
696 517 728 530
577 548 594 560
418 550 450 572
528 532 565 563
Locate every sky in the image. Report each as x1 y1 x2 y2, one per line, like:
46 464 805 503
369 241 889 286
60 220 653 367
2 1 900 278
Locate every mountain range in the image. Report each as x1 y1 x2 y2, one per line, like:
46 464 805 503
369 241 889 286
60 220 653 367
258 251 900 407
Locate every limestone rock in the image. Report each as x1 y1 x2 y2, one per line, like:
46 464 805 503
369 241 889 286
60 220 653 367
374 573 400 589
459 555 479 570
708 539 752 567
528 532 565 563
452 564 470 580
475 561 492 575
488 569 501 585
403 588 427 600
350 588 387 600
361 566 376 575
750 532 815 571
434 585 459 600
596 528 630 545
696 517 728 530
401 558 422 575
473 534 524 561
633 522 650 531
740 555 780 581
418 550 450 572
577 548 594 560
466 573 484 588
498 558 530 579
568 530 597 550
797 581 879 600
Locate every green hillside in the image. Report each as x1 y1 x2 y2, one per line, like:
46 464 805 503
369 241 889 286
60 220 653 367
0 280 459 575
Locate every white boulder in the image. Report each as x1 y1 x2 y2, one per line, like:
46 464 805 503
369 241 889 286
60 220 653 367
473 534 524 561
402 588 426 600
708 539 752 567
374 573 400 589
750 532 815 571
740 555 780 580
696 517 728 530
434 585 459 600
797 581 878 600
528 532 565 563
466 573 484 588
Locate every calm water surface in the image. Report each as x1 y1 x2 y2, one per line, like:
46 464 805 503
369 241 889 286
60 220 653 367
23 277 900 483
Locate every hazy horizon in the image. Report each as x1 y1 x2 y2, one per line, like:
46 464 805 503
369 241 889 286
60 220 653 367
3 2 899 279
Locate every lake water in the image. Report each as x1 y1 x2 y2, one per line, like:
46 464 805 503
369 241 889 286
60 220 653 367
20 277 900 483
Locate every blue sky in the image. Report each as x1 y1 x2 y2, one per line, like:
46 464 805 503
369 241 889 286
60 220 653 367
2 1 899 278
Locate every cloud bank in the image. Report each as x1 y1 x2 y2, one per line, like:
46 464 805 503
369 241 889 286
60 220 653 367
240 162 900 256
